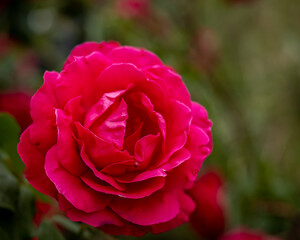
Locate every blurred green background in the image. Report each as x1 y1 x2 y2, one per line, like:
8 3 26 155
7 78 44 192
0 0 300 239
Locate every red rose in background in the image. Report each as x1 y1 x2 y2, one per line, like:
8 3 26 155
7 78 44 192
187 170 225 239
219 229 282 240
33 200 52 226
190 28 219 73
0 92 32 132
18 41 213 236
115 0 150 19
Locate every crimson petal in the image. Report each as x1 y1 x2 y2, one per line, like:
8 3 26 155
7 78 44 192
64 41 120 68
45 146 112 213
55 109 87 176
107 46 163 68
17 128 57 198
110 191 180 226
81 172 165 199
90 98 128 149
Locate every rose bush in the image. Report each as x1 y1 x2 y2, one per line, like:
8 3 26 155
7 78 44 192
18 41 212 236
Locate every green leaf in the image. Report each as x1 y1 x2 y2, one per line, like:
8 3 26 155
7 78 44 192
0 167 36 240
38 220 65 240
0 113 24 175
0 228 9 240
14 186 36 239
52 215 81 234
0 161 19 211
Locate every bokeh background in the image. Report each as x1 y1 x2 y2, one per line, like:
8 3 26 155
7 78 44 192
0 0 300 239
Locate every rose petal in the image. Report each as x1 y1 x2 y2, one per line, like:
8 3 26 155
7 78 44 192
30 71 59 152
134 133 161 169
191 101 212 131
134 79 167 114
189 124 210 147
126 92 166 141
145 65 191 107
96 63 148 94
64 41 120 68
90 98 128 149
45 146 112 213
107 46 163 68
74 123 127 191
64 96 85 122
160 148 191 172
78 141 127 191
124 121 144 154
155 100 191 166
17 128 57 198
115 168 166 183
55 109 87 176
84 89 127 128
75 122 132 170
100 159 135 176
56 52 111 108
110 191 180 225
165 99 192 146
66 208 123 228
151 190 195 234
81 172 165 199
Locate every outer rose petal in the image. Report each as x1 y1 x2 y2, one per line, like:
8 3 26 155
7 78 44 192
151 190 195 234
145 65 191 107
107 46 163 68
66 208 124 228
64 41 120 68
110 191 180 226
17 128 57 198
30 71 59 152
191 101 212 131
56 52 111 108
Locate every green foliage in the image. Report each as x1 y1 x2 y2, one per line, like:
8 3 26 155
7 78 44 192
38 220 65 240
0 162 36 239
0 113 24 175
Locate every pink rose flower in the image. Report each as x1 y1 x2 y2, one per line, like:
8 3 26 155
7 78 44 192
0 92 32 132
219 228 282 240
187 170 226 240
18 41 212 236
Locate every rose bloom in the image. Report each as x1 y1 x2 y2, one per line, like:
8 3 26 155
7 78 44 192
187 170 225 240
18 41 212 236
0 92 32 132
219 229 282 240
